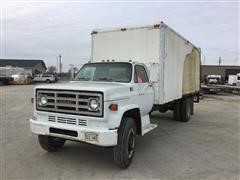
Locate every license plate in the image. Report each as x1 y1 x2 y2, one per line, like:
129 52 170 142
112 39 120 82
85 132 98 142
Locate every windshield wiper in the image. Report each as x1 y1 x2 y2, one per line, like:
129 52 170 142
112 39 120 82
95 77 113 82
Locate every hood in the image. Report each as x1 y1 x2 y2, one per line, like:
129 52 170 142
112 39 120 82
35 81 131 101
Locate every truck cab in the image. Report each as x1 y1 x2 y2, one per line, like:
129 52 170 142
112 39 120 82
30 61 157 168
237 73 240 86
207 75 222 84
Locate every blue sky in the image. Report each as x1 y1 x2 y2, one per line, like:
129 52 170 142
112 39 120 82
1 1 239 71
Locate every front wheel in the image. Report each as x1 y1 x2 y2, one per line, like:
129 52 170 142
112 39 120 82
38 135 65 152
113 117 136 169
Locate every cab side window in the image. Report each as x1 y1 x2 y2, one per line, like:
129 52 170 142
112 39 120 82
134 65 149 83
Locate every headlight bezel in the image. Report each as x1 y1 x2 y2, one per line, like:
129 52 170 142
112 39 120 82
88 98 100 111
38 95 48 106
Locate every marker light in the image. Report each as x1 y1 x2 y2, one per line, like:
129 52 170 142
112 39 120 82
109 104 118 111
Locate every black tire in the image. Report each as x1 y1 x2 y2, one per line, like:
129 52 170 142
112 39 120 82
113 117 136 169
46 79 51 83
149 110 153 116
190 97 194 115
173 100 181 121
38 135 65 152
180 98 191 122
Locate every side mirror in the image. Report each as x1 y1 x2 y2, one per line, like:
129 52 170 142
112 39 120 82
149 81 154 87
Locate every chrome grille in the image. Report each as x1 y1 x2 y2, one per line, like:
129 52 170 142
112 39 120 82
48 115 87 126
37 90 103 117
78 119 87 126
48 115 56 122
57 117 76 125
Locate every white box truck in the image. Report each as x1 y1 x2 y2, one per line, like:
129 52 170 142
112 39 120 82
228 75 237 85
30 22 201 168
228 74 240 86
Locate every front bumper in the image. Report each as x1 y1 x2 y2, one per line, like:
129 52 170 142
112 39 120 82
30 119 118 147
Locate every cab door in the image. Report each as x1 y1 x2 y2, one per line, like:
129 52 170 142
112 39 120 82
134 65 154 116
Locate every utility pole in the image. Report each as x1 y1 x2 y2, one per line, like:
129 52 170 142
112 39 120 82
218 56 221 66
56 56 58 73
69 64 74 80
59 54 62 77
202 53 206 65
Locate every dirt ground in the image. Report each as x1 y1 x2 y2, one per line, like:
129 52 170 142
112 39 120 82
0 84 239 179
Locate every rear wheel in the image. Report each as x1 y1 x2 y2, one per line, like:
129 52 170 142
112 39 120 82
113 117 136 169
173 100 181 121
173 97 192 122
180 98 191 122
38 135 65 152
46 79 51 83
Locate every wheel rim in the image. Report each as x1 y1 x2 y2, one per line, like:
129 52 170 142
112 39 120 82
127 128 135 158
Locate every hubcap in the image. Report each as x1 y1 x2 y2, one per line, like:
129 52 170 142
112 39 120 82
127 128 135 158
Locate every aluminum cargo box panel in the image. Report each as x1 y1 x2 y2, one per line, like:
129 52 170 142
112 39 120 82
182 48 200 94
92 27 160 63
163 27 200 103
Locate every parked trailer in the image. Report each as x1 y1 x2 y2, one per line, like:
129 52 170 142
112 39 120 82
0 66 31 85
0 67 16 84
0 76 13 85
215 84 240 94
201 84 222 94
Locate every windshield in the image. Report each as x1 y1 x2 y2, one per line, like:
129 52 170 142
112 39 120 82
74 62 132 83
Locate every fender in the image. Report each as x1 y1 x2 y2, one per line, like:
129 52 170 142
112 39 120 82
107 104 140 130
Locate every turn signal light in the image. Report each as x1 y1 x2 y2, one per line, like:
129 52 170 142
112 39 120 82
31 97 34 104
109 104 118 111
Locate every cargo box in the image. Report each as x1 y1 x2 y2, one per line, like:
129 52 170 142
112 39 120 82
91 22 200 104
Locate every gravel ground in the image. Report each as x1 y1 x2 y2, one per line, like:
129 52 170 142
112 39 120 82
0 84 239 179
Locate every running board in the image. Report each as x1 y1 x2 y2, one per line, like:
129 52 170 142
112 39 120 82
142 123 158 135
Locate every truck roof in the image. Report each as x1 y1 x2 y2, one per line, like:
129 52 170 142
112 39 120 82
87 61 142 65
207 75 221 78
92 22 199 50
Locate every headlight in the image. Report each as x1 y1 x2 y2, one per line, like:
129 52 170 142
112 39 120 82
38 95 47 106
89 98 99 111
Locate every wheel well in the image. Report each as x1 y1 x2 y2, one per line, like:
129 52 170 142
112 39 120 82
122 108 141 135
